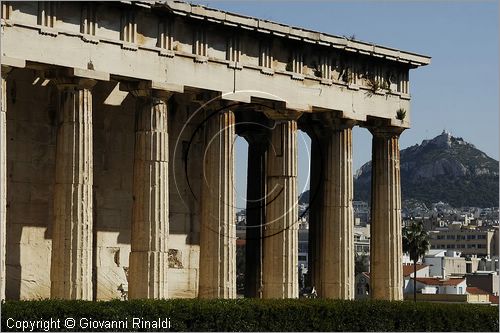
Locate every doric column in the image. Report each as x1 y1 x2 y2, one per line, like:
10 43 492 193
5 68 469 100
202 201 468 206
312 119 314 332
243 132 267 298
0 67 11 300
369 127 404 301
319 119 355 299
128 88 171 299
50 77 96 300
199 107 236 298
262 111 300 299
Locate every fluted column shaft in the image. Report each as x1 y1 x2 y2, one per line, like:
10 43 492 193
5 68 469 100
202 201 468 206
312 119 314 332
51 78 95 300
0 68 10 300
199 109 236 298
129 94 170 299
244 136 266 298
370 128 403 301
320 125 354 299
263 119 298 298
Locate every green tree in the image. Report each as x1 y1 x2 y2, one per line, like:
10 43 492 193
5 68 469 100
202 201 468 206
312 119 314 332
355 253 370 276
402 221 430 302
236 245 245 295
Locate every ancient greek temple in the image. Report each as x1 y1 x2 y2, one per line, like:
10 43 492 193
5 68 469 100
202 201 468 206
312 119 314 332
0 1 430 301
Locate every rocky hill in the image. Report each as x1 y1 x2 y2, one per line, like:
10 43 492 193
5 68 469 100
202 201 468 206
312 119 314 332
354 131 499 208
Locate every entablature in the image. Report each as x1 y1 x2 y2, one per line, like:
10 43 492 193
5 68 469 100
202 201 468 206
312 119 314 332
1 1 430 128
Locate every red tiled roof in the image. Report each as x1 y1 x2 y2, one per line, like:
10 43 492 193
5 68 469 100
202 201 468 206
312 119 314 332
489 295 499 304
413 277 465 286
466 287 488 295
363 265 428 279
402 264 427 277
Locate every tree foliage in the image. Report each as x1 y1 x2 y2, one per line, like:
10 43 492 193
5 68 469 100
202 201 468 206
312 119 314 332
403 221 431 302
2 299 498 332
402 221 430 263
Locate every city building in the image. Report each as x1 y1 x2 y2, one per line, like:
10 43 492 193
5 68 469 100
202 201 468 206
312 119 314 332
353 201 370 226
357 265 495 304
466 271 499 296
428 225 497 257
354 225 370 255
423 250 480 277
410 277 467 295
402 264 430 294
298 229 308 269
404 277 491 304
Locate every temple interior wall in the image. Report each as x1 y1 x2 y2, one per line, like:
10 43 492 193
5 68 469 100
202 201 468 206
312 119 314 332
5 68 55 300
92 81 135 300
166 96 205 298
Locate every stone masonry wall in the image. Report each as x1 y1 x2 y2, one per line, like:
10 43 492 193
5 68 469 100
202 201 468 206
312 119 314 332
6 68 56 299
92 82 135 300
167 96 204 298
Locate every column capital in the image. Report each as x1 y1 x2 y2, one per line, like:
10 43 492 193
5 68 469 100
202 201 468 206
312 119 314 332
323 117 356 132
264 109 302 122
202 99 239 115
368 126 405 138
132 90 172 103
235 108 272 143
303 112 355 139
244 130 269 146
1 57 25 78
320 114 355 133
120 81 176 101
1 66 12 79
52 76 97 90
239 121 270 145
46 67 109 90
172 90 230 111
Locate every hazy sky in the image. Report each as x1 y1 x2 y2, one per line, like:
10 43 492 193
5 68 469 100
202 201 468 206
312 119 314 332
193 1 499 209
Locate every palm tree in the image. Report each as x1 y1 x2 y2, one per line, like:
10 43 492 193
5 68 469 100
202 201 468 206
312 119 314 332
402 221 430 302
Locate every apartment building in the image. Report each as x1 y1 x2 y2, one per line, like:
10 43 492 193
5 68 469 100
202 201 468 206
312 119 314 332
429 225 496 257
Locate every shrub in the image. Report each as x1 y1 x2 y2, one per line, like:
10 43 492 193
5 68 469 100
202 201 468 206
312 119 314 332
1 299 498 332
